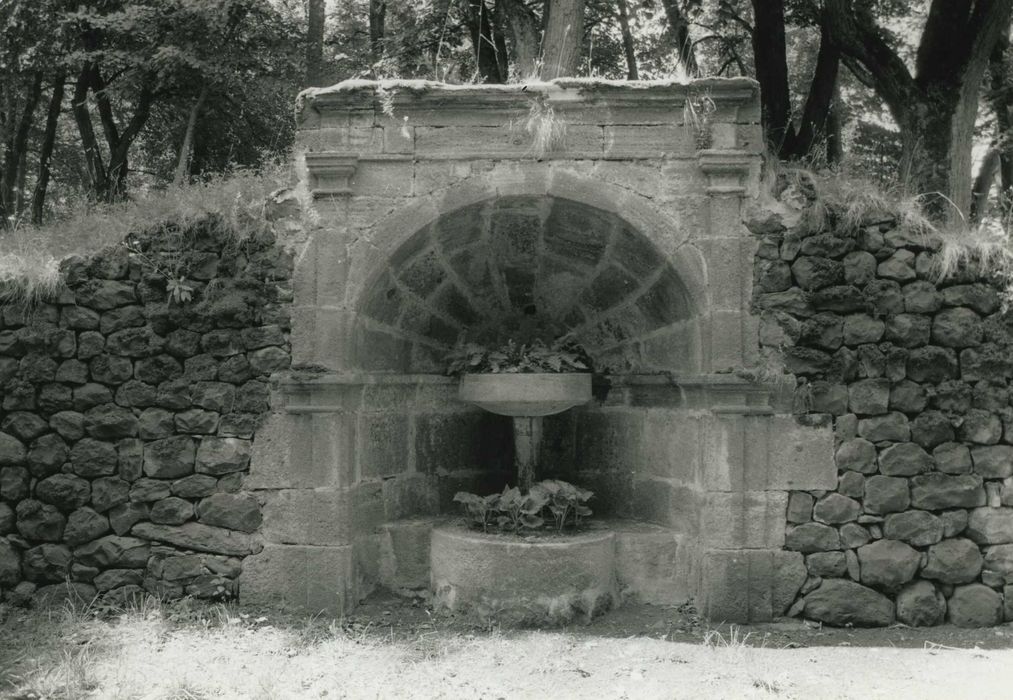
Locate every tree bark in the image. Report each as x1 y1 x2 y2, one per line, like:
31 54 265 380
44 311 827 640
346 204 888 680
790 19 841 161
71 65 109 199
988 31 1013 205
659 0 697 75
616 0 638 80
305 0 326 86
540 0 584 79
173 84 209 187
825 0 1013 221
369 0 387 68
31 74 65 225
497 0 540 79
1 71 43 223
972 147 1002 220
750 0 793 154
464 0 506 83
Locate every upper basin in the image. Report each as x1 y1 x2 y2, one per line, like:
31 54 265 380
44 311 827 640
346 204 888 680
458 372 592 417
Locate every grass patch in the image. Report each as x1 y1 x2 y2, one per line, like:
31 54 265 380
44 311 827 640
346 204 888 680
0 162 292 309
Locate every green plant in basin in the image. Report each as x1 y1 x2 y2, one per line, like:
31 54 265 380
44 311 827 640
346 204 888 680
453 479 593 533
444 337 590 376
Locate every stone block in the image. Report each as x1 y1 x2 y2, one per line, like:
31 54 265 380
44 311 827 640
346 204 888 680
612 523 691 602
698 548 806 622
260 488 354 546
603 125 694 159
700 490 787 549
641 411 702 482
358 414 410 479
239 543 356 616
414 411 512 476
702 414 835 492
377 519 433 591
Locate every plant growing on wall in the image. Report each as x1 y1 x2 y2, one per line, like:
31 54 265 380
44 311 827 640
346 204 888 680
445 337 590 376
453 479 593 533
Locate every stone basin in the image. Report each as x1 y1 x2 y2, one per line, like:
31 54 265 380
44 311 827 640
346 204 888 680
430 524 618 624
458 372 592 417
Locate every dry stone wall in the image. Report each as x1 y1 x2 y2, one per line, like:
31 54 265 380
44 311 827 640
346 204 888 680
750 188 1013 627
0 218 292 607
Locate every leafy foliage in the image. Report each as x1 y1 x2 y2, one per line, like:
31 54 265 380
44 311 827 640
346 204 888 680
453 480 594 534
445 338 591 376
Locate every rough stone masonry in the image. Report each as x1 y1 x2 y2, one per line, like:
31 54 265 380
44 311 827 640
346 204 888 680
750 181 1013 627
0 218 293 607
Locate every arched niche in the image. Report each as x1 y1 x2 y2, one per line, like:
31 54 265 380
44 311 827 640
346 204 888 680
353 195 703 374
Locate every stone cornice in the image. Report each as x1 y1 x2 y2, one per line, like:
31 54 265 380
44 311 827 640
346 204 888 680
297 78 759 129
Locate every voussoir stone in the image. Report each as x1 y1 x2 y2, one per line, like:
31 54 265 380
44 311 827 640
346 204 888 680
948 584 1003 627
922 538 983 584
883 510 944 546
896 580 946 627
858 539 920 589
802 578 894 627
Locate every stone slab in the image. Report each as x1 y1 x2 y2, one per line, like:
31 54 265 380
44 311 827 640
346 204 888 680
239 543 356 616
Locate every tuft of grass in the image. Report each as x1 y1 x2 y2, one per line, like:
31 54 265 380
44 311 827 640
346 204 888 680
524 96 566 158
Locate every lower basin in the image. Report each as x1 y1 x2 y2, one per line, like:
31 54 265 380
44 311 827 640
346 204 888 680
430 524 617 624
458 372 592 417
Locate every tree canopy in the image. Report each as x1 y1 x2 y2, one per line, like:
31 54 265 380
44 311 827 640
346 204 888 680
3 0 1013 228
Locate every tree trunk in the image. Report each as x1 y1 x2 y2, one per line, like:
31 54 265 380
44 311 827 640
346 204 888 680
750 0 793 154
497 0 540 79
659 0 697 75
616 0 638 80
71 65 109 200
789 19 841 161
464 0 506 83
31 75 65 224
369 0 387 68
988 32 1013 205
825 0 1013 222
1 71 44 223
173 84 209 188
540 0 584 79
972 147 1001 220
305 0 326 86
